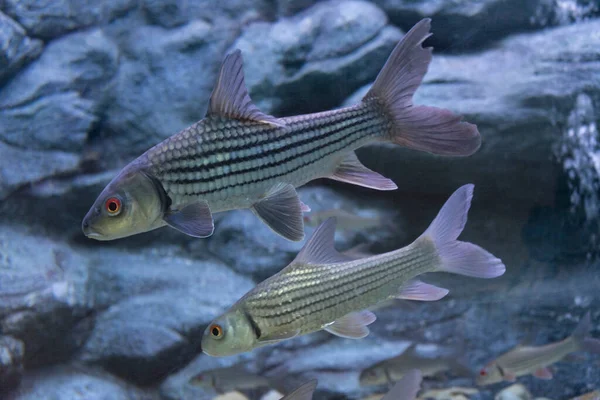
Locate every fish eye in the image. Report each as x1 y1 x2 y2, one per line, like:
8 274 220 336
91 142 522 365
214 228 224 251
210 324 224 339
479 369 487 376
105 197 122 216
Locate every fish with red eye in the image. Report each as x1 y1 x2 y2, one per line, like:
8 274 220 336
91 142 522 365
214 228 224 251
479 369 487 376
105 197 122 215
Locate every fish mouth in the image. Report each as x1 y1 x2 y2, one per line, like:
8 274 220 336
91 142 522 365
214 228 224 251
82 221 104 240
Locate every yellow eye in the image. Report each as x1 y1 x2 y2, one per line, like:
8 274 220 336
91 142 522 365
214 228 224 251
210 324 223 339
105 197 121 216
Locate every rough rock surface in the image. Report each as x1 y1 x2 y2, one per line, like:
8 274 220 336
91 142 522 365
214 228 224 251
6 365 157 400
78 248 254 385
233 0 402 116
0 335 25 393
1 0 137 40
371 0 599 51
0 11 42 84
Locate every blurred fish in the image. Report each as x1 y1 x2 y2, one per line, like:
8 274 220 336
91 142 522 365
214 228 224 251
82 18 480 242
477 312 600 385
189 365 270 394
381 369 422 400
359 343 472 386
280 380 318 400
304 209 383 232
201 184 505 356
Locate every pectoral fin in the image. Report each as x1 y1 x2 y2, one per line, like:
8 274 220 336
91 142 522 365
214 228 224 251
533 367 553 380
328 152 397 191
324 310 376 339
396 279 449 301
164 201 214 238
258 329 300 344
252 183 304 241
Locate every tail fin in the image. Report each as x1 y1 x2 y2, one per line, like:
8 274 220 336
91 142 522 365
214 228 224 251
363 19 480 156
420 184 505 278
572 312 600 354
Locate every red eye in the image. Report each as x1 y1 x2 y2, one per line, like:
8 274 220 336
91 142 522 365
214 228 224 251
480 369 487 376
210 324 223 339
105 197 121 215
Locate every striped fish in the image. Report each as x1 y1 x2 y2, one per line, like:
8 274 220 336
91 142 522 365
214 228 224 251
200 185 505 356
82 19 480 241
476 312 600 386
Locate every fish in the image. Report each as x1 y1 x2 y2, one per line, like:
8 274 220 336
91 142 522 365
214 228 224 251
189 365 270 394
200 184 505 356
381 369 422 400
359 343 472 386
303 209 384 232
476 312 600 386
280 380 318 400
82 18 481 242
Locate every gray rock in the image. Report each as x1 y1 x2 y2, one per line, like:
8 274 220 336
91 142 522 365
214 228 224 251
2 0 137 40
6 365 157 400
141 0 272 28
343 19 600 209
233 0 403 116
102 19 237 159
0 141 80 200
371 0 598 51
0 225 90 367
78 247 254 384
0 28 119 198
206 185 403 280
0 11 42 84
0 335 24 393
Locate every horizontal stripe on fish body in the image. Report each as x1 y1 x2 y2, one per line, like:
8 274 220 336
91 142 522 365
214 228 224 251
144 102 389 209
239 239 438 336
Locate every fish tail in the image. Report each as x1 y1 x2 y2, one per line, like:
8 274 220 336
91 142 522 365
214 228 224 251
572 312 600 354
420 184 505 278
363 19 480 156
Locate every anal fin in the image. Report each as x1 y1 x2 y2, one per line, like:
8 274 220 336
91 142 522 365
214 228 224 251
328 152 397 191
396 279 449 301
252 183 304 241
324 310 376 339
533 367 553 380
164 201 214 238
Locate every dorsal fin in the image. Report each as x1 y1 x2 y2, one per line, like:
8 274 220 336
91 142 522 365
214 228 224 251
207 50 284 127
293 218 353 265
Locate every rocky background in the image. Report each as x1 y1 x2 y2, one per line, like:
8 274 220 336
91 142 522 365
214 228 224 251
1 0 600 399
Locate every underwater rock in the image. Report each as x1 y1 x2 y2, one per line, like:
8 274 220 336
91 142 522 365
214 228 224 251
78 248 254 385
0 11 42 85
0 225 90 367
102 19 237 160
0 335 25 393
232 0 402 116
206 185 402 281
370 0 598 51
140 0 271 28
5 365 156 400
495 384 532 400
343 18 600 206
1 0 137 40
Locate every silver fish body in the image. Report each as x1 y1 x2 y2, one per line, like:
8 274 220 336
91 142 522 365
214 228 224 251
477 312 600 385
82 19 481 242
190 365 270 393
201 184 505 356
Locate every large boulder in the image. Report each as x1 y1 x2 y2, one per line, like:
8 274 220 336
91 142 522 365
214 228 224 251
77 247 254 385
0 225 90 367
370 0 598 51
0 11 42 84
343 19 600 209
6 365 157 400
0 28 119 199
1 0 137 40
232 0 403 116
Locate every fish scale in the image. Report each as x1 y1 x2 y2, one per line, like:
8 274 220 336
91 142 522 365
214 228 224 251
241 238 438 335
144 102 387 211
